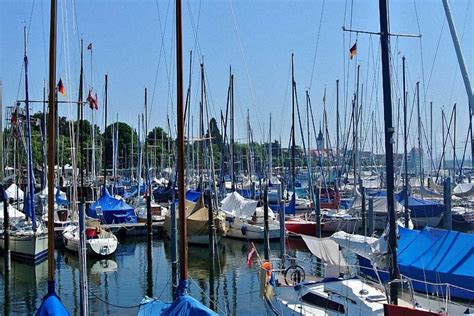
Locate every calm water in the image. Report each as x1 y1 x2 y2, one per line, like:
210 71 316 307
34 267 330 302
0 237 313 315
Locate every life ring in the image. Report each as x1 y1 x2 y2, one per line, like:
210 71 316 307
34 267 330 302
283 264 306 286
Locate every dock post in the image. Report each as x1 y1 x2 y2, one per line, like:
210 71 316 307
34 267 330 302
368 198 374 236
443 177 452 230
315 188 321 238
2 187 10 271
206 191 215 311
278 183 285 265
263 186 270 260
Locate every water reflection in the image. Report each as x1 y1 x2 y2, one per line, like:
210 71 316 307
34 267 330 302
0 237 310 315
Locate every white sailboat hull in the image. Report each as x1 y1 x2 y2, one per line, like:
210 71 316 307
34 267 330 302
63 226 118 256
225 220 281 240
0 231 48 262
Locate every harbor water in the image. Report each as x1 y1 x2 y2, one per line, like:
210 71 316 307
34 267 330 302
0 237 314 315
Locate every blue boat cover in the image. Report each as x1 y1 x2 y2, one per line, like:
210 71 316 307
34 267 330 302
185 190 201 203
399 196 445 218
138 295 217 316
88 187 137 224
153 183 176 203
359 226 474 300
269 193 295 215
35 283 69 316
55 188 69 206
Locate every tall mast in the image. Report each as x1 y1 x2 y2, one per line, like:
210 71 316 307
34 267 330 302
78 39 89 315
291 53 296 194
230 70 235 191
103 74 108 187
306 91 311 178
336 80 340 171
199 63 204 189
416 82 423 188
176 0 188 284
442 0 474 170
402 57 409 228
23 26 36 231
47 0 58 287
268 113 272 179
379 0 399 304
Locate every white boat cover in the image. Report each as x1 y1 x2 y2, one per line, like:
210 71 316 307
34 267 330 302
5 183 24 200
351 192 403 214
38 187 67 199
330 231 389 269
220 191 258 219
300 235 348 278
453 183 474 197
0 203 26 221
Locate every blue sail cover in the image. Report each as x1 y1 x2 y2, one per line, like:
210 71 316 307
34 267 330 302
396 190 444 219
185 190 201 203
153 183 176 203
55 188 69 206
138 294 217 316
359 226 474 300
88 187 137 224
35 283 69 316
269 193 295 215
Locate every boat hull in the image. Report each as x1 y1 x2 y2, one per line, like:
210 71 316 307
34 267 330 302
225 221 281 241
0 232 48 263
285 219 319 236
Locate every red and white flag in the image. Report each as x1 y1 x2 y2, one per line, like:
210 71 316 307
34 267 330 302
87 89 98 110
247 244 257 268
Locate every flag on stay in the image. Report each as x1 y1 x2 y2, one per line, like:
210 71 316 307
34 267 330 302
247 244 257 268
349 42 357 59
57 78 65 96
87 89 98 110
87 42 92 50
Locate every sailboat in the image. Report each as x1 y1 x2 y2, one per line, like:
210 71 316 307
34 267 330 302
0 28 48 264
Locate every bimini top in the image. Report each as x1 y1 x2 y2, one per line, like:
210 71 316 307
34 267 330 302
88 187 136 224
397 226 474 300
138 294 217 316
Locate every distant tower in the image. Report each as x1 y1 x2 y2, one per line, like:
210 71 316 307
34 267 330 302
316 125 324 151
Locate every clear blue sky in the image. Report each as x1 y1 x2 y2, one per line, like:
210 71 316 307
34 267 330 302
1 0 473 158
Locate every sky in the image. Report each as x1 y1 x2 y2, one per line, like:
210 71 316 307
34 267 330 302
1 0 473 159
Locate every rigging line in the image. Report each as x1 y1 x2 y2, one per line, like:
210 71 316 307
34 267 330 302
228 0 265 141
447 0 471 107
425 20 445 97
150 0 172 125
308 0 326 91
40 0 48 76
413 0 428 137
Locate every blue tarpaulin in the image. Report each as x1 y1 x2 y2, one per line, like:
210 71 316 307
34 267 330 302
138 295 217 316
269 193 295 215
359 226 474 301
153 183 176 203
185 190 201 203
88 187 137 224
35 282 69 316
399 196 445 218
55 188 69 206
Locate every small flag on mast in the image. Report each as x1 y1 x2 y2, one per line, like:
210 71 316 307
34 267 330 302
349 42 357 60
87 42 92 50
57 79 65 96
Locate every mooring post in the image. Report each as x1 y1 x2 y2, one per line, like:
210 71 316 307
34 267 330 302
278 183 285 265
361 185 367 236
263 186 270 260
443 177 452 230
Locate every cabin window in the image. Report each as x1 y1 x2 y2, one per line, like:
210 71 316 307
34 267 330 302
301 292 345 313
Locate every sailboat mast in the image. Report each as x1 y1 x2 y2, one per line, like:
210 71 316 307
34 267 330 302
378 0 399 304
291 53 296 194
47 0 58 285
23 26 36 231
269 113 272 179
403 57 409 228
416 82 423 187
175 0 187 283
103 74 108 187
230 71 235 191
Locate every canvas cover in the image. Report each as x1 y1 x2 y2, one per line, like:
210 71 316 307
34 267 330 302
138 294 217 316
88 187 136 224
301 234 348 277
6 183 24 200
220 191 258 219
453 183 474 197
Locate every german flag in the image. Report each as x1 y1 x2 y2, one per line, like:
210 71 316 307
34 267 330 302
57 78 65 96
349 42 357 60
